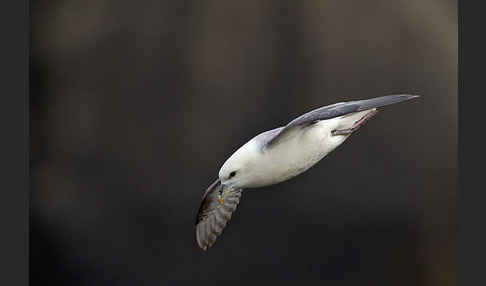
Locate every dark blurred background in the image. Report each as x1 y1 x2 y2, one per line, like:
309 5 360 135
30 1 457 285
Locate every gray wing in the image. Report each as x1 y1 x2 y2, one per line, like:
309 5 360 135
263 94 419 148
195 179 243 251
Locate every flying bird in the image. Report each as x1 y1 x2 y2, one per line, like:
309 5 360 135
195 94 419 250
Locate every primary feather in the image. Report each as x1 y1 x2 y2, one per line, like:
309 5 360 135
264 94 419 148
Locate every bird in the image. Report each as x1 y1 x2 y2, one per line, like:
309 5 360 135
195 94 419 250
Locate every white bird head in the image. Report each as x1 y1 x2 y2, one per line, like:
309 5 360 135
218 140 259 189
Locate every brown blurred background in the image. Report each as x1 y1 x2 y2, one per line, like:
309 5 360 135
30 1 457 285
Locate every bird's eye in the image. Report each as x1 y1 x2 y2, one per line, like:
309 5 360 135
229 171 236 178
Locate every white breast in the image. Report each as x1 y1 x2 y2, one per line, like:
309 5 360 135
247 110 371 188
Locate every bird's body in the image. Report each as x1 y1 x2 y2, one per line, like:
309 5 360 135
195 94 419 250
224 109 372 188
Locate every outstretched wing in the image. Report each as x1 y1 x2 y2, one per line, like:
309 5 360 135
263 94 419 148
195 179 243 250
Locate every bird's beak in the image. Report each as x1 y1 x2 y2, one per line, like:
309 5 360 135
217 183 226 204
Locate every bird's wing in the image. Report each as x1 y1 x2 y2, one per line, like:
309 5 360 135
195 179 243 250
263 94 419 148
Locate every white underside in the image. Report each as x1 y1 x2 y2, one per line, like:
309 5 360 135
245 109 375 188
